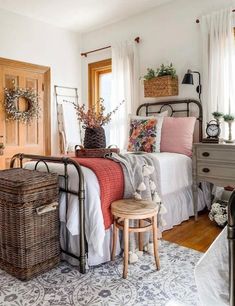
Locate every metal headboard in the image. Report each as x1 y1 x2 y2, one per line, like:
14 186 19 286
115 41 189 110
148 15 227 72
136 99 203 142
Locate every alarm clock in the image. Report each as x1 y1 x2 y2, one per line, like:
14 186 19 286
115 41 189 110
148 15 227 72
202 120 220 143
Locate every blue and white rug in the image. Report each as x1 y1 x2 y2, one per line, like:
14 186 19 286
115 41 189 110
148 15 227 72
0 241 202 306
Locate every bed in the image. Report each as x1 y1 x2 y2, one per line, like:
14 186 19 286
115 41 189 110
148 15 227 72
10 99 206 274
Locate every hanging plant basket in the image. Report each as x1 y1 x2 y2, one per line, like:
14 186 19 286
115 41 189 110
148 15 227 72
4 87 40 124
144 75 178 97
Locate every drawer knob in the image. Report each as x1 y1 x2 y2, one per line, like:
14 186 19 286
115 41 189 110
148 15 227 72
202 152 210 157
202 168 210 173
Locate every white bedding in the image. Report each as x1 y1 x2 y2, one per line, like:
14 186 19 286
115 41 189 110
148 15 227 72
149 152 206 230
25 152 207 266
149 152 192 195
24 163 105 259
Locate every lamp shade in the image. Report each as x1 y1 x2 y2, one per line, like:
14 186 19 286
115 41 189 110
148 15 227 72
182 73 194 85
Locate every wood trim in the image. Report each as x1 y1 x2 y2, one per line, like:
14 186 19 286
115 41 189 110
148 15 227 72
44 69 51 155
88 59 111 109
0 57 50 74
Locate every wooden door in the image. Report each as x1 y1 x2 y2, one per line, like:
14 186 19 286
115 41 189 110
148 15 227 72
0 58 51 169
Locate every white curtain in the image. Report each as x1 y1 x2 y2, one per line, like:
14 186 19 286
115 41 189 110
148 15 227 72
108 40 139 149
201 8 235 135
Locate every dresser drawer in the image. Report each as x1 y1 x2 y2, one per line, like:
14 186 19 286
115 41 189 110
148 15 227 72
197 162 235 179
197 147 235 162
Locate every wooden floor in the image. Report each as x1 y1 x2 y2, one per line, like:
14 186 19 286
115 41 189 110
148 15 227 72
162 210 222 252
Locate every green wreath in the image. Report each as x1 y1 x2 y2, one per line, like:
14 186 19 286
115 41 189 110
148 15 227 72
4 87 40 123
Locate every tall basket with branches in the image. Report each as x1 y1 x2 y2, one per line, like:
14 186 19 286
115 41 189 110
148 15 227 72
70 98 124 149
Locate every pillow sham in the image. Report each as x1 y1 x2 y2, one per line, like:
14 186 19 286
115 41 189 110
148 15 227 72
127 114 165 153
160 117 196 157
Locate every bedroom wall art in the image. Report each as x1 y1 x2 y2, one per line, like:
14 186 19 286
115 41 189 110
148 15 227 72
4 87 40 123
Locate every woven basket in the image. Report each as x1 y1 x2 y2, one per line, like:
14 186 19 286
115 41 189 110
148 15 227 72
75 146 120 158
0 168 60 280
84 127 106 149
144 75 178 97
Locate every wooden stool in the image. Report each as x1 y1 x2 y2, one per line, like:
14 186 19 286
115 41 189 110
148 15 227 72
111 199 160 279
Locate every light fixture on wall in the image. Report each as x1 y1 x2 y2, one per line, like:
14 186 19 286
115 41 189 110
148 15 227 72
182 69 202 102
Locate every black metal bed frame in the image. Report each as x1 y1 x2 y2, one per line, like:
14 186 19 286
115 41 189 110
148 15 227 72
10 153 87 274
8 99 203 276
136 99 203 142
9 99 235 304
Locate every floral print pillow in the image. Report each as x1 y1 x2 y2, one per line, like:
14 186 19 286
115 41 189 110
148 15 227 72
127 117 158 152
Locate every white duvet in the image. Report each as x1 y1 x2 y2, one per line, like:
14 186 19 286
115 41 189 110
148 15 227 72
149 152 193 196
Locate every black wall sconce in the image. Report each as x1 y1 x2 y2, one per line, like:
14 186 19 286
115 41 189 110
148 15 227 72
182 69 202 102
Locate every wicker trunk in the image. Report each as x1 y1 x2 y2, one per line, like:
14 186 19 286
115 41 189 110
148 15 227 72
144 75 178 97
0 168 60 280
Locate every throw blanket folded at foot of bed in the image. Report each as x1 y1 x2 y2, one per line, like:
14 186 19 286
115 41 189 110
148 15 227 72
107 153 167 262
72 157 124 229
73 155 166 264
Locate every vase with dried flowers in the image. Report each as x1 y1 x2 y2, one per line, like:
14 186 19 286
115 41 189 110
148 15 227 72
71 98 124 149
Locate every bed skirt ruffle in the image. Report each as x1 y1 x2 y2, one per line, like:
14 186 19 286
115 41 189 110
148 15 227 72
161 185 207 231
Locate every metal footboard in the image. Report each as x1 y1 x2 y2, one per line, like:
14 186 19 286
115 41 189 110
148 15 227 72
228 190 235 305
10 153 87 274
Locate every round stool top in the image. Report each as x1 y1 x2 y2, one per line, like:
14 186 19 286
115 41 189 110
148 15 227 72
111 199 158 219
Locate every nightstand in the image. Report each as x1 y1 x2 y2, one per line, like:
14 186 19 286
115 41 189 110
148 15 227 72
193 143 235 220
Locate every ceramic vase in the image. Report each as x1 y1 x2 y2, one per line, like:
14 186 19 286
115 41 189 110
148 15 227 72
225 120 234 143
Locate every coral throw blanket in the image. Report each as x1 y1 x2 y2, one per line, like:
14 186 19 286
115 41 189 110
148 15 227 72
72 157 124 229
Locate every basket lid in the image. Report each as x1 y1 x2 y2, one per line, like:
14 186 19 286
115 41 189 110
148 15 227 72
0 168 58 189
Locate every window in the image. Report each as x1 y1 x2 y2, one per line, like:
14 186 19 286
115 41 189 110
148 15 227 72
88 59 112 111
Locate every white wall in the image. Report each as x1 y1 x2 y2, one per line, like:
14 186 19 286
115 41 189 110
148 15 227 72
0 9 81 153
81 0 235 107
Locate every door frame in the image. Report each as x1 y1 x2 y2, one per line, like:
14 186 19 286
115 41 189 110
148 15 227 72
0 57 51 155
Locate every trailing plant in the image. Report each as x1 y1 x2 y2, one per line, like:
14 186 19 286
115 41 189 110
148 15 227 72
142 63 177 80
156 63 176 78
143 68 156 80
223 114 235 122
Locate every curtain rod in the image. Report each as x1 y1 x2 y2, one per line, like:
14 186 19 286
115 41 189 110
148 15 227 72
81 37 140 57
196 9 235 23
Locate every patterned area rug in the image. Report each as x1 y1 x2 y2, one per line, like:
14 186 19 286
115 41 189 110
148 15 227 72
0 241 202 306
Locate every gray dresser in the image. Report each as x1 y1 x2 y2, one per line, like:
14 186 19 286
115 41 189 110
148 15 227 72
193 143 235 219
